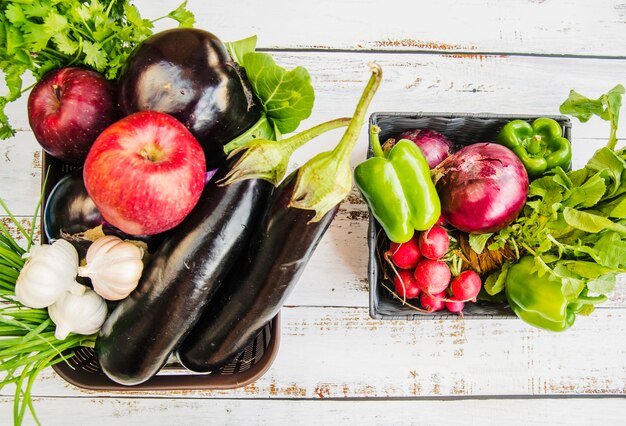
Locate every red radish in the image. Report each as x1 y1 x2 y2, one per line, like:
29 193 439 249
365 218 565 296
418 225 450 260
396 128 454 168
386 235 421 269
413 259 451 294
393 269 420 299
450 270 482 301
445 297 465 313
420 291 446 312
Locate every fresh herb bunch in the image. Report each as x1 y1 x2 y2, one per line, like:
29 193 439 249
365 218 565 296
0 0 195 139
471 85 625 317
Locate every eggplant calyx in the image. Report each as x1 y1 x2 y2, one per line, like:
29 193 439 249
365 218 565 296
218 117 351 187
289 62 383 222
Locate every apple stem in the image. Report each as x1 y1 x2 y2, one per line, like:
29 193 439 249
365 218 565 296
52 84 61 102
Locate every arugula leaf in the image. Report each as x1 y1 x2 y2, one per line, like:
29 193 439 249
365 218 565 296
559 84 624 150
592 232 626 268
0 0 196 139
242 52 315 134
563 207 626 235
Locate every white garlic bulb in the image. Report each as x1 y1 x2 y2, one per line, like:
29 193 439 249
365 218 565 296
15 239 85 309
77 235 144 300
48 288 108 340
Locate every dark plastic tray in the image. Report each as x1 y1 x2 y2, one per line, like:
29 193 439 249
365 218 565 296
41 153 280 390
367 112 572 320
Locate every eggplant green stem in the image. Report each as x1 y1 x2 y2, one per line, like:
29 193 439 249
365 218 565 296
219 118 352 186
281 118 352 156
288 63 383 221
333 63 383 160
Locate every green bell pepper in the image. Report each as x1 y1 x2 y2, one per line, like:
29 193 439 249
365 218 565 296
354 126 441 243
505 256 576 332
496 117 572 178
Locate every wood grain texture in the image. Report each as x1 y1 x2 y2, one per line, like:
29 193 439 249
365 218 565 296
1 397 625 425
1 1 625 423
135 0 626 57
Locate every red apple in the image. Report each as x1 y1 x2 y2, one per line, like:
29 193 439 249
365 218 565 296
27 67 118 164
83 111 206 235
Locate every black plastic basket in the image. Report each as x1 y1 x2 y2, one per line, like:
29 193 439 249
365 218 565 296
367 112 572 320
41 153 280 390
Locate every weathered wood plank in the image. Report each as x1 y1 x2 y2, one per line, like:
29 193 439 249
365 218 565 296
2 397 625 425
135 0 626 57
2 307 625 400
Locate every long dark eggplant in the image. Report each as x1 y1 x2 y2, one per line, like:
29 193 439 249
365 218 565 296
177 63 383 373
177 171 339 372
96 156 272 386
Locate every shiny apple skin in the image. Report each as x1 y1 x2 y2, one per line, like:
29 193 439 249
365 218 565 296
27 67 118 164
117 28 262 168
83 111 206 236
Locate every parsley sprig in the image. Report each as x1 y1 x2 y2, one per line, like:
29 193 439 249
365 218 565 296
0 0 195 139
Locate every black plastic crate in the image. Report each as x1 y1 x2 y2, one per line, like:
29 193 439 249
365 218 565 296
367 112 572 320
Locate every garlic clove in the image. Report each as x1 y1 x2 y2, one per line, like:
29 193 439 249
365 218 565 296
77 235 144 301
15 240 81 308
48 288 108 340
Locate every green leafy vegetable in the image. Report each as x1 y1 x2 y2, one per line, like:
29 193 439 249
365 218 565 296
559 84 624 150
0 0 195 139
223 36 315 153
478 85 625 321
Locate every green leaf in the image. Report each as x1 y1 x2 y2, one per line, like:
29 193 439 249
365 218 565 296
577 304 595 316
167 1 196 28
587 273 617 295
560 260 619 279
43 11 69 33
563 207 626 235
243 52 315 134
608 195 626 218
592 232 626 268
468 233 493 254
225 35 257 66
484 262 509 296
585 147 624 197
22 23 51 51
52 33 78 55
560 84 624 150
564 172 606 208
5 4 27 27
82 40 107 71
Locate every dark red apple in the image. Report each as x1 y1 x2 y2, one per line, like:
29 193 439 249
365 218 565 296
27 67 118 164
83 111 206 236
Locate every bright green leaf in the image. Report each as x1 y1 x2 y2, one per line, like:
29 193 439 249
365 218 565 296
587 273 617 295
592 232 626 268
243 52 315 134
5 4 27 26
563 207 626 235
468 233 492 254
225 35 257 66
168 0 195 28
43 11 68 33
82 40 107 71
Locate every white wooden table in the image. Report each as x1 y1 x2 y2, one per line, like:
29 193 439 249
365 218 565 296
2 0 626 424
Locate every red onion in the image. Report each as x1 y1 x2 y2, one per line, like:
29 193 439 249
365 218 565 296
396 128 454 168
434 143 528 234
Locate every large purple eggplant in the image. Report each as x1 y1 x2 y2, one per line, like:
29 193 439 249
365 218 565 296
177 171 338 373
95 156 273 386
117 28 262 167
